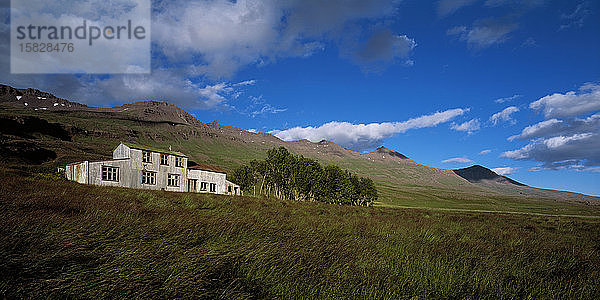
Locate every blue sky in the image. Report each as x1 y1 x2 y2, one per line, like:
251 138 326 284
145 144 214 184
1 0 599 195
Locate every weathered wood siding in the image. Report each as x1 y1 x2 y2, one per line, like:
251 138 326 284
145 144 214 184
65 161 88 184
187 169 227 194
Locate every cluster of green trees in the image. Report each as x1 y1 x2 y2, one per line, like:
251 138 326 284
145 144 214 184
231 147 377 206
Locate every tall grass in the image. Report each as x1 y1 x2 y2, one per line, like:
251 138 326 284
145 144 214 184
1 168 599 298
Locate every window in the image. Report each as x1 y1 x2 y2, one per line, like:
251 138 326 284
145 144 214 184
200 182 208 191
160 154 169 165
188 179 197 192
167 174 180 187
228 186 232 193
142 171 156 185
209 183 216 193
175 156 183 167
102 166 119 182
142 151 152 163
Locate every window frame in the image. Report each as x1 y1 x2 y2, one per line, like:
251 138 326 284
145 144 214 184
188 179 197 192
141 171 156 185
101 166 119 182
160 154 169 165
167 174 180 187
175 156 183 167
209 183 217 193
200 182 208 191
142 151 152 163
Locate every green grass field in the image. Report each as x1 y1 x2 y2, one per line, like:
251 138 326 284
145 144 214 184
1 168 599 298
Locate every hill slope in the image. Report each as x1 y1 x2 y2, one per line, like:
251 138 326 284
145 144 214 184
1 84 599 215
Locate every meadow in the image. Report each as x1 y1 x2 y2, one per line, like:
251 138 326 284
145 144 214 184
1 167 599 299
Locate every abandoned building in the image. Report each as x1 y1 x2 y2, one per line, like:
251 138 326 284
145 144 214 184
65 143 241 196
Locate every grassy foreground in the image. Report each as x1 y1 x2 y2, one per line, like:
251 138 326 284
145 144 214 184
1 168 599 299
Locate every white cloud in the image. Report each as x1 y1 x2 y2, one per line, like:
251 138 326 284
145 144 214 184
447 26 468 36
508 119 564 141
520 38 537 48
490 106 519 125
543 133 593 149
491 166 518 176
560 2 591 30
484 0 544 8
451 118 480 133
251 104 287 117
447 19 518 49
494 94 521 103
234 95 287 118
153 0 281 78
442 157 474 164
530 83 600 118
271 108 469 151
234 80 257 86
479 149 492 155
437 0 478 16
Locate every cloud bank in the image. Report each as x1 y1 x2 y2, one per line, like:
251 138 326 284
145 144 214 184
530 83 600 118
0 0 415 110
153 0 412 78
503 83 600 171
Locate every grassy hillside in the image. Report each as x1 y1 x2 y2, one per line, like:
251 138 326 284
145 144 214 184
1 105 599 216
1 168 599 298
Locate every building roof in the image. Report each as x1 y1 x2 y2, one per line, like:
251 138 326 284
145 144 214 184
121 142 187 157
188 163 227 174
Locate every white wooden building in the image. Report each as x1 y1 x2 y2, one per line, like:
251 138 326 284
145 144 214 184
65 143 241 195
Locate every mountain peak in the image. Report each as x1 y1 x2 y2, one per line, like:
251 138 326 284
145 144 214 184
112 100 201 126
373 146 408 159
453 165 525 186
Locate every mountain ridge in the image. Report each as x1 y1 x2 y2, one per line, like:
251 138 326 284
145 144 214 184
0 84 200 126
